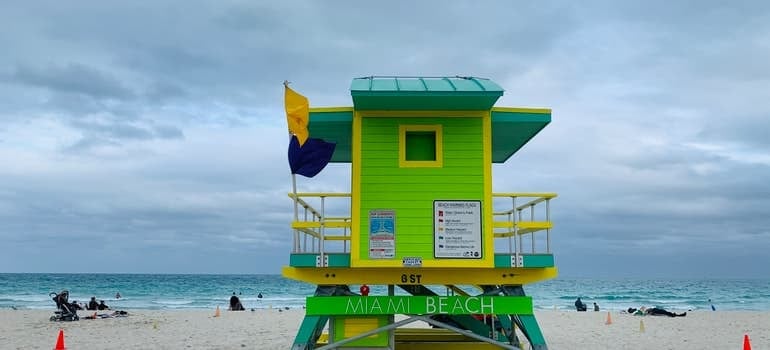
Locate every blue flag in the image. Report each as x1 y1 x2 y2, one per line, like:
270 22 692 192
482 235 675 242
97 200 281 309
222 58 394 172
288 135 336 178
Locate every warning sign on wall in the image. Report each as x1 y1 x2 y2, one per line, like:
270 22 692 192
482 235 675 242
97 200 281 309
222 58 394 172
369 209 395 259
434 200 482 259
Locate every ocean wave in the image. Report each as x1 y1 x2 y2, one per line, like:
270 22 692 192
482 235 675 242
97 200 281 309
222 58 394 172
0 295 50 303
151 299 195 305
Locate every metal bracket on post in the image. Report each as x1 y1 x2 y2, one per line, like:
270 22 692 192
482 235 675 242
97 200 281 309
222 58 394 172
510 255 524 267
315 255 328 267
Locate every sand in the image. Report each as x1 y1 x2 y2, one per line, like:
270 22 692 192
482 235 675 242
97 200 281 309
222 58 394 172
1 309 768 349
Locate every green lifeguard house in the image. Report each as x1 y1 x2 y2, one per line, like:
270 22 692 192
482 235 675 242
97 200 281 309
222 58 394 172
284 76 557 349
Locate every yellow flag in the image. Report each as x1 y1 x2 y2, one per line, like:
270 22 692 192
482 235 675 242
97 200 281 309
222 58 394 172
285 84 309 146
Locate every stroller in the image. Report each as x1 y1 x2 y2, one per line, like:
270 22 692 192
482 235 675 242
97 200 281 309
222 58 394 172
49 290 79 321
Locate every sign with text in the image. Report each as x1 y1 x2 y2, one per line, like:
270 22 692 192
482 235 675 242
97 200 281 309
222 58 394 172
306 296 533 316
434 200 482 258
369 209 395 259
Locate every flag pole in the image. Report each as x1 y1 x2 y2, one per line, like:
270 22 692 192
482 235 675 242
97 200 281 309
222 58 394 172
286 80 300 253
292 157 299 253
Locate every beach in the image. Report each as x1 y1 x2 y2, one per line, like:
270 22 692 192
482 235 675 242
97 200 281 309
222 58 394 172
2 309 768 349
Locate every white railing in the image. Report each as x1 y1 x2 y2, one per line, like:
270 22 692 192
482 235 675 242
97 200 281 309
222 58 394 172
492 193 557 259
287 192 557 259
288 193 352 255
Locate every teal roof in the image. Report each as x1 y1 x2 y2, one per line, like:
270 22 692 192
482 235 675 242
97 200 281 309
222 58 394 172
350 76 503 110
308 110 353 163
490 110 551 161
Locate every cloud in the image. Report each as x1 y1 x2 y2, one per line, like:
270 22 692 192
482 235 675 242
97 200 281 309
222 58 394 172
11 63 134 100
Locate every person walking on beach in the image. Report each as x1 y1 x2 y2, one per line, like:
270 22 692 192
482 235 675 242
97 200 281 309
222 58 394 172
593 302 599 311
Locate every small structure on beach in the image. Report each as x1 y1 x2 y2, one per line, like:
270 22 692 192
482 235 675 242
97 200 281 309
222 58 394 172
283 76 557 349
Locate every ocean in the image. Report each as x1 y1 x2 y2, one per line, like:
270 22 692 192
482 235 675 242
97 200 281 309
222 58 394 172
2 274 769 312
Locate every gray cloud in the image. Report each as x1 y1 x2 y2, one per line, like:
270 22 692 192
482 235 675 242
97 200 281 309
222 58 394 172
11 63 134 100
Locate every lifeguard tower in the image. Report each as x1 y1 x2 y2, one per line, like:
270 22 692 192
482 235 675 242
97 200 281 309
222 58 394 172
283 76 557 349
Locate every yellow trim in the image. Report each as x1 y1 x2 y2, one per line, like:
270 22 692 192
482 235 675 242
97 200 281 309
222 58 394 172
493 221 552 230
282 266 558 285
492 192 558 198
394 328 478 342
398 124 443 168
289 192 352 198
482 110 494 267
292 221 352 229
292 227 350 240
309 106 354 112
341 317 382 339
396 341 502 350
350 258 491 268
357 110 486 117
491 107 552 114
350 111 362 267
322 236 351 241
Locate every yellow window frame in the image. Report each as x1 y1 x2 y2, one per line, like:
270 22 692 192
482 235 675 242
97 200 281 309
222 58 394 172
399 124 443 168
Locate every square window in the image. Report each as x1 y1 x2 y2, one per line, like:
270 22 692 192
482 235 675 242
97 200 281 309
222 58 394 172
405 131 436 161
399 125 442 167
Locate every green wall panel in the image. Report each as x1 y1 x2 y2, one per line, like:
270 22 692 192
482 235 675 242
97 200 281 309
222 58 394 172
359 116 485 261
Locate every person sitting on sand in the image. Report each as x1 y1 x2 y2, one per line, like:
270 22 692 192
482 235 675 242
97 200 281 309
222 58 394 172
69 300 83 310
98 300 110 310
646 307 686 317
627 306 686 317
575 297 587 311
593 302 600 312
88 297 99 310
229 292 245 311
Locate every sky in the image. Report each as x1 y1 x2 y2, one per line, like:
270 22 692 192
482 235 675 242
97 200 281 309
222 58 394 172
1 1 769 278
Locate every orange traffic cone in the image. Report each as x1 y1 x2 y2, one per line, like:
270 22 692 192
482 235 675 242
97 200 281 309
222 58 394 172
214 305 221 317
54 329 66 350
604 311 612 325
743 334 752 350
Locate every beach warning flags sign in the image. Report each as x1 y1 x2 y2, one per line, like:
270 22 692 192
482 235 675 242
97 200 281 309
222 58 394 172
744 334 752 350
54 329 66 350
605 311 612 325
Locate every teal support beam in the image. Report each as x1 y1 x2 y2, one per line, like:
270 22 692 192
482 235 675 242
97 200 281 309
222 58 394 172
291 315 329 350
497 285 548 350
515 314 547 350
